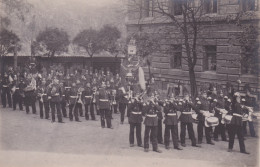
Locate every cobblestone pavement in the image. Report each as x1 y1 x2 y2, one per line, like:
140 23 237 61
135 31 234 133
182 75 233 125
0 105 259 167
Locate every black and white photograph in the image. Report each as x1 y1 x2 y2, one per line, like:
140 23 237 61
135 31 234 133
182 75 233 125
0 0 259 167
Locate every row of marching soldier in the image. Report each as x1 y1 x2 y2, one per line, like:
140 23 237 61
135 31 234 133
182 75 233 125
126 83 257 153
0 66 257 154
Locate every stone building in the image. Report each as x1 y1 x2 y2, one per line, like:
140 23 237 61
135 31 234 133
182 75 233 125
126 0 259 98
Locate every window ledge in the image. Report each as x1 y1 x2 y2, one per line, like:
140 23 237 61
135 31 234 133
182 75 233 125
203 13 218 17
240 74 258 78
170 68 182 71
203 70 217 74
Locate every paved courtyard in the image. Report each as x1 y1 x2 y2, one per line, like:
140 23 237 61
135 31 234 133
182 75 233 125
0 105 259 167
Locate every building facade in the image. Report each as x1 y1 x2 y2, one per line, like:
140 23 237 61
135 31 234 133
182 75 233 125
126 0 260 98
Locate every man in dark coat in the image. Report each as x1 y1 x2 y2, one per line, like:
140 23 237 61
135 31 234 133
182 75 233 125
12 77 26 111
36 78 49 119
48 78 63 123
163 99 182 150
178 95 199 147
97 82 112 128
143 99 162 153
83 82 95 120
128 97 143 147
1 72 12 108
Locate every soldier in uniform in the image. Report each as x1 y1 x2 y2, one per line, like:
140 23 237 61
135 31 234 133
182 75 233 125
97 82 112 128
48 78 63 123
213 91 227 141
91 78 99 115
143 98 162 153
128 97 143 147
36 78 49 119
197 91 215 145
83 82 95 120
178 95 199 147
60 81 67 118
24 74 37 114
163 98 182 150
1 72 12 108
76 79 84 117
117 86 129 124
68 82 81 122
12 75 25 111
228 92 249 154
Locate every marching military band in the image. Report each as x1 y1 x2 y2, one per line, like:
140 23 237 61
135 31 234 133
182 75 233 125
0 66 257 154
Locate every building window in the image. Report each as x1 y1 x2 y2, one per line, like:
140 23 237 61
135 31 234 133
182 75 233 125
203 46 216 71
203 0 218 13
170 45 182 69
169 0 183 15
241 45 258 75
142 0 154 18
240 0 256 11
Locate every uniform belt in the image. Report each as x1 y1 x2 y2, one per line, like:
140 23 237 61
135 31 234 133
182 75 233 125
65 87 71 89
70 96 77 98
147 114 157 117
3 85 8 87
233 113 242 117
16 88 19 90
85 96 92 98
182 112 192 114
52 93 59 96
99 99 109 101
167 113 177 116
132 112 142 114
42 94 47 96
62 95 65 97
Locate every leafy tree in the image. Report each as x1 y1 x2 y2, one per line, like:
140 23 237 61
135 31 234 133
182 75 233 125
127 32 159 81
0 0 32 22
99 25 121 56
35 27 70 57
127 0 258 97
0 29 20 74
73 28 102 67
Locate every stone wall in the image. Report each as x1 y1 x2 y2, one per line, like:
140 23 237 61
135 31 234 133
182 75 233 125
126 0 260 95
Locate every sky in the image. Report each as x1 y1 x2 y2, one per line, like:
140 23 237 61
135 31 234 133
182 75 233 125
3 0 126 55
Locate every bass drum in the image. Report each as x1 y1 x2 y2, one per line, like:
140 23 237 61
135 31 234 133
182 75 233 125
24 86 34 92
205 116 219 127
223 115 233 124
192 113 198 123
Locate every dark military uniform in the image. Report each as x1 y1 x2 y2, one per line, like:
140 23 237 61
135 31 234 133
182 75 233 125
12 79 26 111
213 96 227 141
97 87 112 128
228 101 247 153
24 78 37 114
178 100 197 146
163 101 180 149
117 87 128 124
48 83 62 122
128 99 143 146
156 101 163 144
60 84 67 118
197 97 213 144
37 83 50 119
68 85 80 121
1 74 12 108
83 86 95 120
143 101 161 152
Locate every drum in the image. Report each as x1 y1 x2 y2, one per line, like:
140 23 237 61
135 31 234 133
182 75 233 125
223 115 233 124
192 113 198 124
192 113 198 120
24 86 34 92
205 117 219 127
242 114 249 122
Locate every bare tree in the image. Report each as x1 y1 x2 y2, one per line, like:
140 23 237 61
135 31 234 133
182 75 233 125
126 0 258 98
